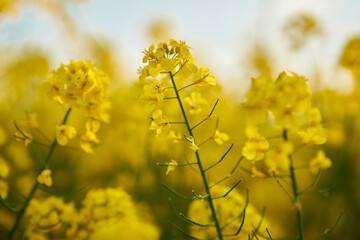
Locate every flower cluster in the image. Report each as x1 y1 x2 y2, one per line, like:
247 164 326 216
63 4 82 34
139 39 226 152
340 37 360 80
242 71 330 173
25 188 160 240
0 156 9 199
188 186 268 239
47 60 110 153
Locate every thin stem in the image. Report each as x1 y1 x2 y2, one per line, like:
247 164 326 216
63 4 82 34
283 129 304 240
8 108 72 240
178 82 198 92
169 71 223 240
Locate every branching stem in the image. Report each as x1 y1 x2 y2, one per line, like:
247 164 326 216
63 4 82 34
8 108 72 240
283 129 304 240
169 72 223 240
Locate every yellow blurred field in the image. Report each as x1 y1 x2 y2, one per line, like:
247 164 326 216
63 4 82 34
0 1 359 240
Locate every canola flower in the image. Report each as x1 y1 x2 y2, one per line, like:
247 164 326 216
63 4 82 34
188 186 268 239
23 188 160 240
241 71 335 240
139 39 236 240
7 60 110 239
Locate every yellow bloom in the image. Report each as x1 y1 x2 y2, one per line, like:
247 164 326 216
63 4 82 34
241 76 273 125
309 150 332 173
47 60 110 121
297 125 327 146
212 130 229 145
149 110 169 137
80 131 100 154
194 66 216 86
186 135 199 152
340 37 360 79
56 124 77 146
28 113 39 129
0 157 9 178
165 160 178 175
242 126 269 161
37 169 53 187
139 79 167 112
265 142 293 171
0 125 7 146
0 180 8 199
168 130 182 143
184 92 208 115
14 130 33 147
251 167 267 179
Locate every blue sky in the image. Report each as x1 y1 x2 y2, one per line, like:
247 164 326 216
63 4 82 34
1 0 359 93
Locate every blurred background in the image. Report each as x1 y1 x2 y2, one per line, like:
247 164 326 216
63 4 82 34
0 0 360 239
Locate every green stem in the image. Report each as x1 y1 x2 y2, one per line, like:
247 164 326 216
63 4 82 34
283 129 304 240
169 72 223 240
8 108 72 240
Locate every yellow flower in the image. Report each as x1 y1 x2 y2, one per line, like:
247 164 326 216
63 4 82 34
56 124 77 146
166 160 178 175
309 150 332 173
265 142 293 171
14 130 33 147
251 167 267 179
212 130 229 145
340 37 360 79
28 113 39 129
0 180 8 199
47 60 110 121
297 125 327 146
37 169 53 187
186 135 199 152
241 76 273 125
194 66 216 86
0 157 9 178
184 92 208 115
242 126 269 161
80 131 100 154
139 79 167 112
0 125 7 146
149 110 169 137
168 130 182 143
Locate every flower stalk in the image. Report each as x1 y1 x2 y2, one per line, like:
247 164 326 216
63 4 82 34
8 108 72 240
283 129 304 240
169 71 223 240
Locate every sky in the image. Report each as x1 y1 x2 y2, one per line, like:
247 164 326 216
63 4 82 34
1 0 359 93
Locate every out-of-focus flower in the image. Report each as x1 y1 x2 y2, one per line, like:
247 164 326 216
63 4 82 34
212 130 229 145
28 113 39 129
0 125 7 146
265 141 293 171
194 66 216 86
340 37 360 80
283 13 323 50
184 92 208 115
0 180 8 199
80 131 100 153
251 167 267 179
297 125 327 146
0 157 9 178
37 169 53 187
56 124 77 146
242 126 269 161
309 150 332 173
13 129 33 147
149 109 169 137
188 186 269 239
